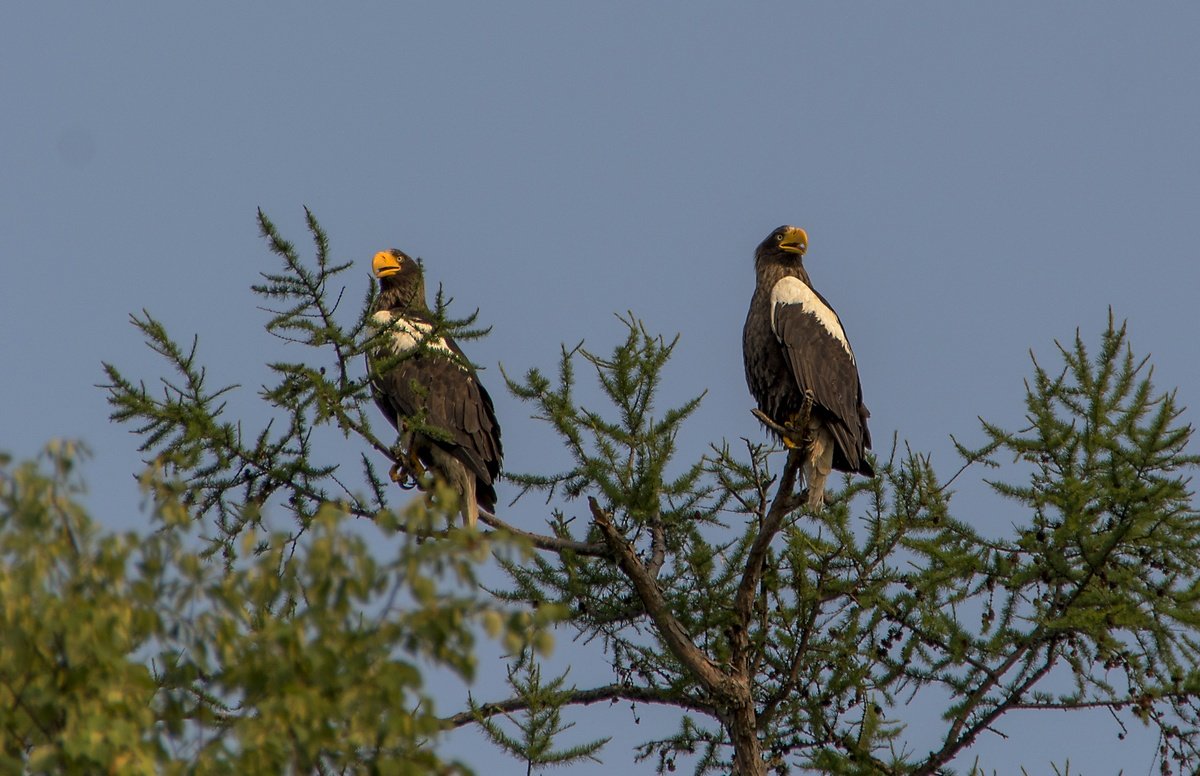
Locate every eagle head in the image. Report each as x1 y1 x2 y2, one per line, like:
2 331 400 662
372 249 427 310
373 249 413 278
757 225 808 258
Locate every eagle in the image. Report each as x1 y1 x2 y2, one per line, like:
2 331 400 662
742 225 873 509
368 249 503 528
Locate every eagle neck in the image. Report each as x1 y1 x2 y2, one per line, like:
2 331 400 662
754 258 812 295
377 280 429 316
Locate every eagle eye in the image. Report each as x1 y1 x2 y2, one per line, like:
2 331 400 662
774 233 784 242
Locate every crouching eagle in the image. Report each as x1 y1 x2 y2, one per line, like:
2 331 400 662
368 249 503 527
742 226 873 509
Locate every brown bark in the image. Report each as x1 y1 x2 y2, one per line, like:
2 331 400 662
728 696 767 776
588 440 806 776
477 507 610 557
589 498 737 698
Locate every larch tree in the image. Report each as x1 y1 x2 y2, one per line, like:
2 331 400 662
4 210 1200 774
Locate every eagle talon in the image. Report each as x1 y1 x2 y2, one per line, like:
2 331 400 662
751 404 815 451
389 460 422 490
782 391 817 450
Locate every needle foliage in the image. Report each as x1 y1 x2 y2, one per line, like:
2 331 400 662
4 211 1199 775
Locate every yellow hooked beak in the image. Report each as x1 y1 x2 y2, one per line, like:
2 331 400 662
373 250 402 278
779 227 808 255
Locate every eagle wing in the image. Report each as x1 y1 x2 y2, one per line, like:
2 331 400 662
370 310 502 490
769 276 872 474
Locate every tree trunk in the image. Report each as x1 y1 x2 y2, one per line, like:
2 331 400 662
728 698 767 776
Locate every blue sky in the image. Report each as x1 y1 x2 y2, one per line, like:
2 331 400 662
4 4 1200 772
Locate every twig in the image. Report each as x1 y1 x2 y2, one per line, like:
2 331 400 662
751 408 789 438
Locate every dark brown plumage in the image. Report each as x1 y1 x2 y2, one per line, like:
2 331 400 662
742 226 872 508
368 249 502 527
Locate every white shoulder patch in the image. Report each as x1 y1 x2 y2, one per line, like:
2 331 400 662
769 276 854 358
370 310 456 358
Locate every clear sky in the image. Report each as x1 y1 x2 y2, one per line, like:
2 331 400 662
4 3 1200 773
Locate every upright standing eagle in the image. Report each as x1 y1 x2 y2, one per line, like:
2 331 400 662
742 226 873 509
368 249 503 527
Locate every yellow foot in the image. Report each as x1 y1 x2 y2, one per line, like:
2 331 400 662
781 419 810 450
389 452 426 491
782 395 816 449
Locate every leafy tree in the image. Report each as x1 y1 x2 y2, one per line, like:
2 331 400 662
0 440 552 774
4 209 1199 774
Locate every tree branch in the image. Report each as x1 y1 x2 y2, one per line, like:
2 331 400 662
478 507 610 558
759 554 830 728
588 497 740 701
918 643 1058 774
442 682 716 729
647 517 667 579
731 447 803 674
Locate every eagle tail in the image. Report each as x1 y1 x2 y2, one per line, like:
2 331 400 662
462 480 479 529
429 447 479 529
802 425 836 511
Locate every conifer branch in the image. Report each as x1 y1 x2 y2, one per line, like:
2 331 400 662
477 507 609 558
732 447 803 673
589 497 738 700
919 646 1058 773
443 683 716 729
